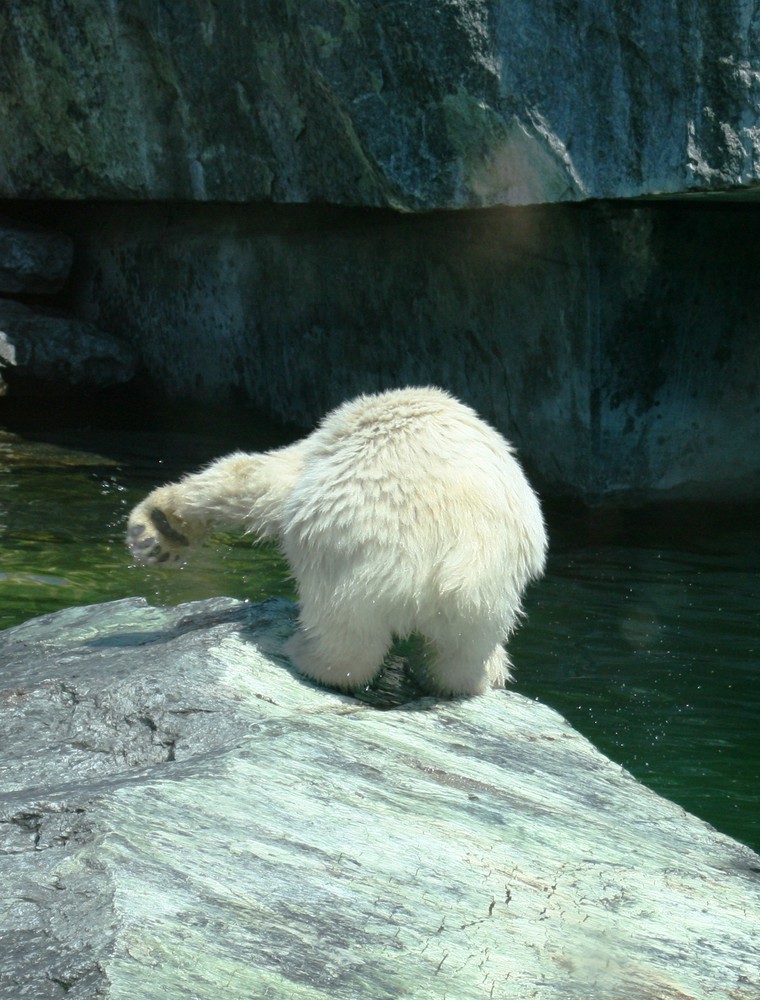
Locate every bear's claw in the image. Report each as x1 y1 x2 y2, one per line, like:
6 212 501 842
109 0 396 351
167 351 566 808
149 509 189 547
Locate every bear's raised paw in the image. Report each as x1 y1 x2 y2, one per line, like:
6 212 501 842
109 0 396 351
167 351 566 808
127 505 189 566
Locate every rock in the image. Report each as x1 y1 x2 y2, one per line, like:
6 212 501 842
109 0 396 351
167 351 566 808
0 299 136 395
0 219 73 294
1 596 757 999
3 5 760 504
2 3 760 207
0 429 118 471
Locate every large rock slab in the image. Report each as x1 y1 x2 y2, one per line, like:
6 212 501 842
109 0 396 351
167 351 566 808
0 597 757 999
2 2 760 207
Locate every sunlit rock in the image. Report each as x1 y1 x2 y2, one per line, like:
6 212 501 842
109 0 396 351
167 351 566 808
1 597 757 998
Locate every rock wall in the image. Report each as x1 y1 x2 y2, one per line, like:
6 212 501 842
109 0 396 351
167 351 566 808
0 219 136 395
38 199 760 504
2 2 760 207
2 4 760 501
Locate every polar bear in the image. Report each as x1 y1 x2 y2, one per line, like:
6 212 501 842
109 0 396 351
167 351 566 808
127 387 547 696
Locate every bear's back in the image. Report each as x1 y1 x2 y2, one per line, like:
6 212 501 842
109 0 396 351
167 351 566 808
306 385 510 476
281 387 545 591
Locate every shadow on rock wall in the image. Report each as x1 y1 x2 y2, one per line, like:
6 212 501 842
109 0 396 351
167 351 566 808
9 198 754 506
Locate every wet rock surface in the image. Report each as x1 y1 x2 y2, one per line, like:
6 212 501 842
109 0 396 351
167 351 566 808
0 597 758 999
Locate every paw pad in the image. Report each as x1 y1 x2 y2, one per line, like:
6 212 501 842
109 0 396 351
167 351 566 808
127 507 189 566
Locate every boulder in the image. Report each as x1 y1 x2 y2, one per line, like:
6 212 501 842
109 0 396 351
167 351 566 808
0 219 73 294
1 2 760 207
1 596 757 999
0 299 136 395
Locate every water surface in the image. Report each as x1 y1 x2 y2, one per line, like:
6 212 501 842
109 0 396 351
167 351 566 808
1 415 757 853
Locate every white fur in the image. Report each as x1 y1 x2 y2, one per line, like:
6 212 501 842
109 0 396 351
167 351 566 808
127 387 547 696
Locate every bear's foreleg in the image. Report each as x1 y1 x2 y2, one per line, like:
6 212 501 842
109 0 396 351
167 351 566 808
127 442 307 566
127 481 210 565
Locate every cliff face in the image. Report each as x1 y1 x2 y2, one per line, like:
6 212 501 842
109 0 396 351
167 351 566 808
2 1 760 208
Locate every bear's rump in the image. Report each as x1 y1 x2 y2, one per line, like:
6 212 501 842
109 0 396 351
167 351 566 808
283 479 518 626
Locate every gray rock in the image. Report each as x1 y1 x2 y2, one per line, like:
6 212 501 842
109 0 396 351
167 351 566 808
0 219 73 294
1 597 757 999
0 300 136 394
2 3 760 207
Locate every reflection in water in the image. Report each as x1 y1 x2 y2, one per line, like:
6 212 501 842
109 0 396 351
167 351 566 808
0 426 758 853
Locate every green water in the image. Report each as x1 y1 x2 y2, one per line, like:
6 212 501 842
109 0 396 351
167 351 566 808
1 418 758 854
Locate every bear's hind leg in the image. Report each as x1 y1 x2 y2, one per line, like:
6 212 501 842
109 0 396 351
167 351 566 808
284 617 391 692
418 622 511 697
